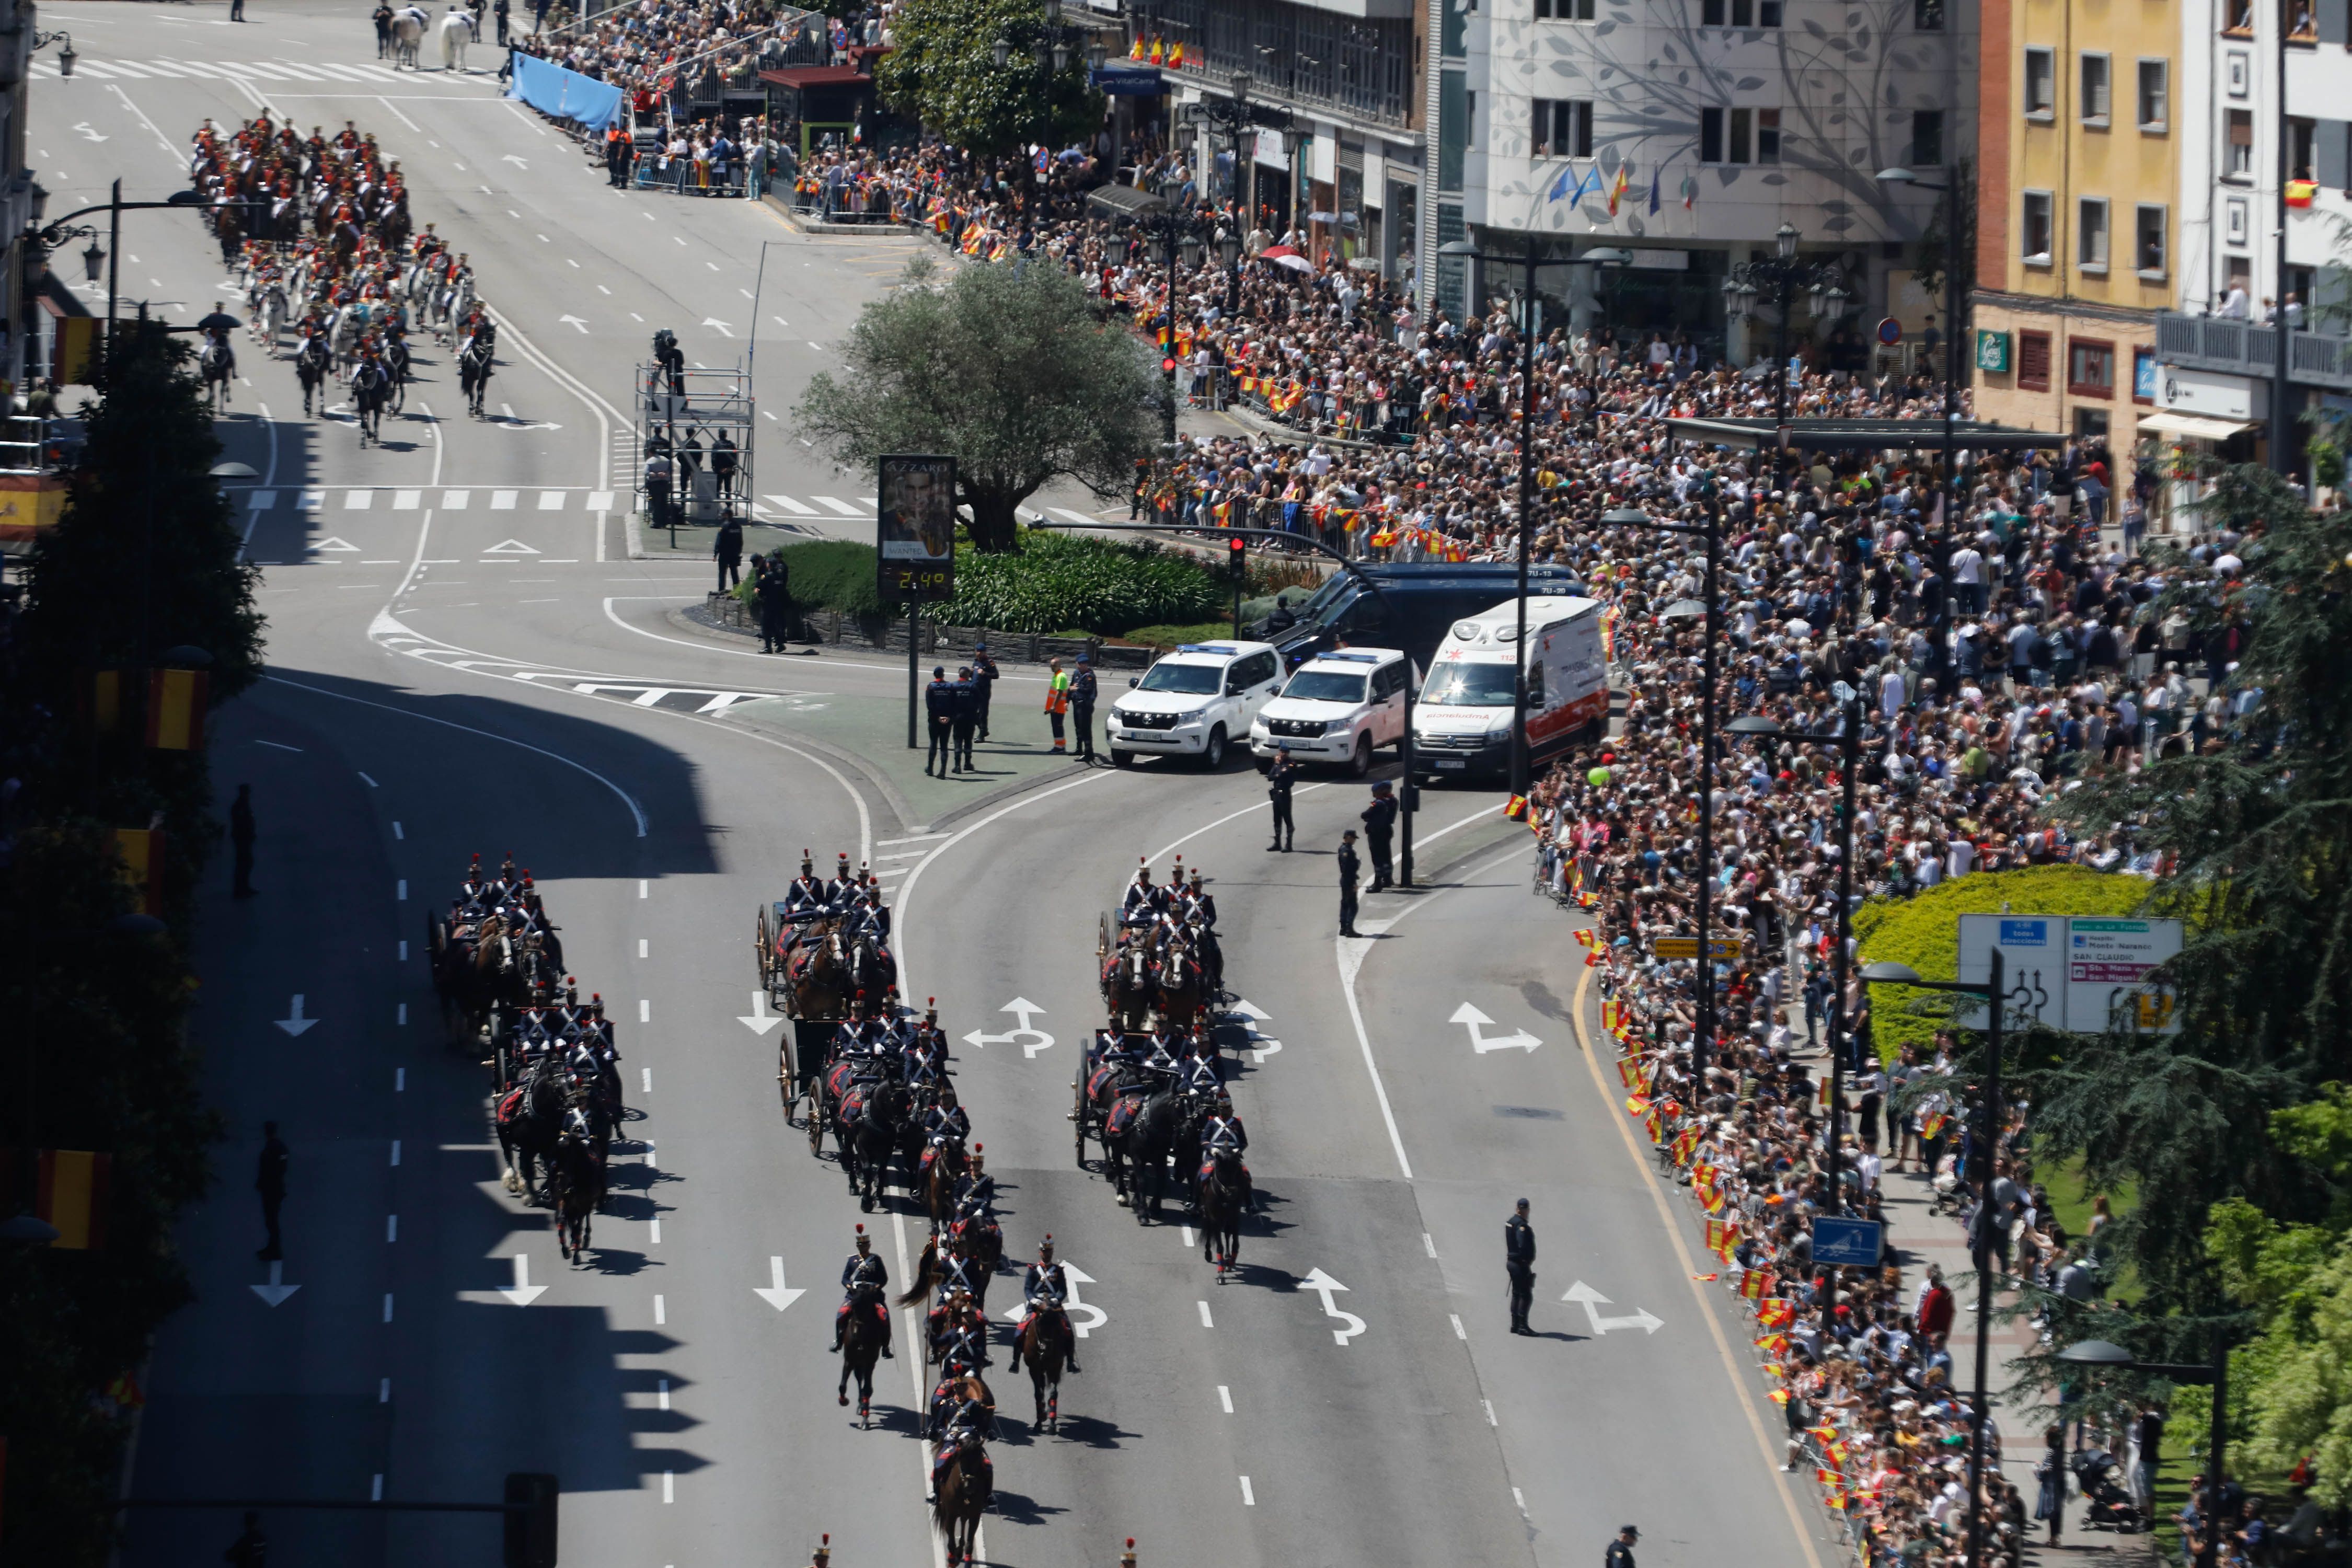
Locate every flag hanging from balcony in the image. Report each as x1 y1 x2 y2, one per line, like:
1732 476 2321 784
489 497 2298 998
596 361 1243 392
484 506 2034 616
2288 178 2318 208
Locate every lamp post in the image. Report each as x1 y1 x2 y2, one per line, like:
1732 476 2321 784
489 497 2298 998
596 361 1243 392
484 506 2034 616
1437 237 1632 796
991 0 1079 217
1721 224 1850 492
2056 1336 2232 1568
1728 685 1863 1209
1878 166 1963 686
1861 951 2014 1568
33 188 252 359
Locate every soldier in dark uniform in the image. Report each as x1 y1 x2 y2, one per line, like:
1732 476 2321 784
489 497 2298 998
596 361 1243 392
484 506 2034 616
969 643 999 740
950 665 979 774
951 1146 997 1218
925 666 955 777
1606 1525 1640 1568
823 852 858 906
1506 1197 1537 1334
1266 746 1298 850
831 1223 893 1356
1338 829 1363 938
1362 780 1399 892
1069 654 1099 763
1021 1236 1081 1371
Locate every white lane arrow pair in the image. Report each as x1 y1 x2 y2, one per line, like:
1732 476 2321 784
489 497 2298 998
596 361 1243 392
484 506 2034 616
459 1254 549 1306
275 995 319 1036
1561 1281 1663 1335
739 990 786 1037
752 1256 805 1311
250 1260 300 1306
701 318 735 338
1299 1267 1367 1345
1449 1002 1541 1054
1001 1261 1106 1338
962 998 1053 1058
502 154 529 169
557 314 590 333
1231 999 1281 1062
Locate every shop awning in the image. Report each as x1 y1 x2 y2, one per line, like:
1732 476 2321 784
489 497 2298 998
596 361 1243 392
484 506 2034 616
1088 64 1166 95
2136 411 2254 441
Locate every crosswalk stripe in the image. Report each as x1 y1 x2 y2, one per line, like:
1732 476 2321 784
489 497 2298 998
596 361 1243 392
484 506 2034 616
491 490 518 510
342 62 407 80
344 489 374 510
443 489 470 509
165 59 228 76
227 62 297 78
536 491 566 511
264 62 329 80
812 495 867 515
99 60 157 77
303 62 376 81
134 60 196 76
393 489 422 510
587 490 614 510
71 61 125 77
763 493 816 515
30 61 58 77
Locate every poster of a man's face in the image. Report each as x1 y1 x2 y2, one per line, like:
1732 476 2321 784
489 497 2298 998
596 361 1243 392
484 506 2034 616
878 455 955 561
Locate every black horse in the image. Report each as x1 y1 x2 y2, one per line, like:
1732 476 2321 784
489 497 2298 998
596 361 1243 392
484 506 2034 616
350 359 390 446
838 1079 909 1212
1103 1082 1179 1221
837 1282 887 1426
1197 1147 1249 1277
459 335 494 418
548 1126 604 1260
496 1063 564 1203
294 333 331 416
382 336 411 414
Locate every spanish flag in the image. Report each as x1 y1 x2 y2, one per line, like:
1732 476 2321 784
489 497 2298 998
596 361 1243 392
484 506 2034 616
2288 178 2318 208
1739 1268 1770 1299
146 667 209 751
1607 164 1631 217
1168 40 1185 67
1755 1331 1790 1354
1149 36 1166 63
1703 1218 1734 1255
1699 1183 1726 1215
87 668 132 736
1616 1056 1641 1089
1625 1094 1651 1117
1574 928 1596 949
1129 34 1145 59
10 1149 113 1250
1769 1389 1791 1405
1504 793 1529 821
1759 1298 1796 1328
115 827 165 916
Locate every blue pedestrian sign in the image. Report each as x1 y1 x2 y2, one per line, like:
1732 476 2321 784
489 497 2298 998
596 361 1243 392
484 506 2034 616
1812 1217 1884 1269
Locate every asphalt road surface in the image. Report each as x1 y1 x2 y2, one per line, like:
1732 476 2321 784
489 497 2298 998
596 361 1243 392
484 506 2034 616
39 7 1848 1564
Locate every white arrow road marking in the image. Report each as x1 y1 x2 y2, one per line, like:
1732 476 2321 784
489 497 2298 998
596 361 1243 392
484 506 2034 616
738 990 786 1037
961 997 1052 1057
701 317 734 337
1299 1266 1367 1345
308 535 361 552
1230 998 1281 1061
462 1254 549 1306
1449 1002 1541 1054
752 1256 804 1310
482 538 540 555
557 314 589 333
1560 1280 1663 1335
1002 1260 1106 1337
502 153 528 168
75 121 109 141
250 1260 299 1306
274 995 317 1036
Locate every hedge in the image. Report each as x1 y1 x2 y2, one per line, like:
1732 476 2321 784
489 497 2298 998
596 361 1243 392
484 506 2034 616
738 539 886 619
1852 866 2155 1059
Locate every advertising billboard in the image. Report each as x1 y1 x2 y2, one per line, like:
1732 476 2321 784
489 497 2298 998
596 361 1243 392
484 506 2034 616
875 454 956 604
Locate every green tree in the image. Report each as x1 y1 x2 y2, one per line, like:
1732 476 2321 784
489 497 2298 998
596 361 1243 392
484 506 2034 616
795 256 1161 553
2034 466 2352 1311
876 0 1103 158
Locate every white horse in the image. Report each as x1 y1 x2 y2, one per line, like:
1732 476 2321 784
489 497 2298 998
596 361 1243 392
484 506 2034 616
439 7 475 71
393 9 425 68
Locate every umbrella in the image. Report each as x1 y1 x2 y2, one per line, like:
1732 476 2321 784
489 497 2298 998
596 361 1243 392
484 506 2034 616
1259 244 1312 273
195 312 242 333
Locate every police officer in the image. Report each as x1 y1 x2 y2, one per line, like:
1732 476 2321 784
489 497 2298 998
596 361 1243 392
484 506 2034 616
1505 1197 1537 1335
969 642 999 740
924 666 955 778
1069 653 1099 763
641 446 673 532
1338 828 1363 938
1362 780 1399 892
950 665 979 774
1266 745 1298 851
1606 1525 1640 1568
756 557 790 654
832 1223 893 1356
713 514 743 592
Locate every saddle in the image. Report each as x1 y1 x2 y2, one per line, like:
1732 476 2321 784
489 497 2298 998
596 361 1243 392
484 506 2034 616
1104 1093 1146 1139
1085 1063 1124 1102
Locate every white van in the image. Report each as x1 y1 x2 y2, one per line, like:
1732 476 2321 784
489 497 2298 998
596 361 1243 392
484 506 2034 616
1410 595 1606 783
1107 640 1285 769
1248 647 1411 774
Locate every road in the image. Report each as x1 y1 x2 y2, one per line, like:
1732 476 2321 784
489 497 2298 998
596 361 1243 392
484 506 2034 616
36 7 1846 1564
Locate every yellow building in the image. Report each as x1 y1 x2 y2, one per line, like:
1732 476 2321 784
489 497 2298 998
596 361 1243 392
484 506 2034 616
1971 0 2182 462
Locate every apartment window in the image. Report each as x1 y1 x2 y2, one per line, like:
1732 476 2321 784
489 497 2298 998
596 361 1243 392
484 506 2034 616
1917 0 1945 27
2080 54 2112 124
2136 203 2169 274
2289 0 2319 39
1757 108 1781 162
2228 109 2254 177
1700 0 1784 25
1913 108 1945 166
1536 0 1596 17
2022 190 2055 263
2069 338 2117 398
2291 116 2316 179
2079 197 2112 271
2225 0 2255 32
2019 330 2054 393
2024 48 2057 118
2137 59 2169 130
1533 98 1595 158
1467 90 1477 147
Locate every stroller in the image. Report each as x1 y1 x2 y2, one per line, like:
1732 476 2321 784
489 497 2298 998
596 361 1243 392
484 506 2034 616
2071 1447 2145 1532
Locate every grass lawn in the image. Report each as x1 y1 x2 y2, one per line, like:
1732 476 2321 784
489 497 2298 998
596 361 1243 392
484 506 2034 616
1116 622 1241 651
2040 1154 2141 1299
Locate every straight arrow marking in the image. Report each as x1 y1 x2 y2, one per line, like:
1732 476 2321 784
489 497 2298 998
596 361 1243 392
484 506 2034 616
275 995 318 1036
1561 1279 1664 1334
250 1260 299 1306
752 1255 804 1310
739 990 786 1037
1001 1260 1106 1337
557 314 589 333
1449 1001 1541 1054
499 1253 548 1306
1300 1266 1367 1345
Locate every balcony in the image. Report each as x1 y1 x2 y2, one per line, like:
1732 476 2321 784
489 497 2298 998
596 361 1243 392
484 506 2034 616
2155 311 2352 390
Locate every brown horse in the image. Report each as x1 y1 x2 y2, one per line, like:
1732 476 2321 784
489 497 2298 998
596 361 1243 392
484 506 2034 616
1154 934 1206 1022
1017 1299 1075 1433
1100 941 1156 1030
548 1130 603 1261
931 1433 990 1565
836 1285 886 1426
788 927 849 1020
923 1135 967 1230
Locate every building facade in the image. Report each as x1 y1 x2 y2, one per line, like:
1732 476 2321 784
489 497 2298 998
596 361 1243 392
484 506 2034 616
1969 0 2183 454
1424 0 1974 358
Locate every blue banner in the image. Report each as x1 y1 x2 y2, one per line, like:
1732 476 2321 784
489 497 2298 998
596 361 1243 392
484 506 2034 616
507 52 625 131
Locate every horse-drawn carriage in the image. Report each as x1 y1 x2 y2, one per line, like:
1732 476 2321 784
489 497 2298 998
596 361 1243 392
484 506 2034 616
425 866 562 1073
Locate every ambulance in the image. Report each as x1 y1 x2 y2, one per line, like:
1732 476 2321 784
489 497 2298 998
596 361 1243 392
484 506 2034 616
1409 595 1607 783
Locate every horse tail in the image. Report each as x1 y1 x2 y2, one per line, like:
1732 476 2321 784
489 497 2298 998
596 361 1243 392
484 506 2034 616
895 1240 936 1307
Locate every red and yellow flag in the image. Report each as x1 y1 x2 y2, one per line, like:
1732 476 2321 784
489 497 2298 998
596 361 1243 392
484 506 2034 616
1624 1094 1651 1117
1616 1056 1641 1089
2288 178 2319 209
11 1149 113 1250
1758 1298 1795 1328
146 667 209 751
1703 1218 1733 1255
114 827 165 916
1740 1269 1770 1299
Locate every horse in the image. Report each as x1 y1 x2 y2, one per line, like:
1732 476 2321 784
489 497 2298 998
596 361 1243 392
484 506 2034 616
1074 1054 1138 1169
1197 1147 1249 1278
932 1434 990 1566
294 335 330 414
259 283 289 355
837 1283 886 1426
1015 1299 1075 1433
948 1210 1002 1305
1155 933 1207 1021
382 337 411 414
847 931 896 999
837 1079 908 1211
459 334 494 419
350 359 390 446
198 340 234 413
438 7 474 71
1100 940 1155 1031
548 1127 603 1260
1103 1082 1179 1220
330 307 362 373
393 10 424 67
787 926 849 1022
495 1063 564 1203
921 1133 967 1231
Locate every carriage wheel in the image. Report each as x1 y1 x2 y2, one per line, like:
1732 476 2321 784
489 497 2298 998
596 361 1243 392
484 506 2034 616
755 905 771 991
1073 1063 1088 1169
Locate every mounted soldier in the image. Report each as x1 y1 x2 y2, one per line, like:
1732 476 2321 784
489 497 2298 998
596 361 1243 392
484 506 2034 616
829 1224 892 1357
1119 860 1165 927
952 1146 997 1220
782 850 828 919
822 851 858 906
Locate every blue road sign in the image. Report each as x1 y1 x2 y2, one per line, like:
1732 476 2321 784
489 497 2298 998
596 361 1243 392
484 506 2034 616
1812 1217 1884 1270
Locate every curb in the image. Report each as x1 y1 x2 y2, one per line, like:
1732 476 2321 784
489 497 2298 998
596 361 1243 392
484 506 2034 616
760 193 919 239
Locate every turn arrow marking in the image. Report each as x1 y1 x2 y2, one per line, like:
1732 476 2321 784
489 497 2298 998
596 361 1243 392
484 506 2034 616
1449 1002 1541 1054
502 154 529 168
1002 1260 1106 1337
752 1256 804 1310
250 1260 300 1306
738 990 786 1037
274 995 318 1036
1299 1266 1367 1345
1230 998 1281 1061
557 314 589 333
962 997 1052 1057
1561 1280 1663 1335
701 317 734 337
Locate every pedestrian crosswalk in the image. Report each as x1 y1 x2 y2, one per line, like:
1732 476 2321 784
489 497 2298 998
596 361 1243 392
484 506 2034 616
34 56 431 85
240 487 620 512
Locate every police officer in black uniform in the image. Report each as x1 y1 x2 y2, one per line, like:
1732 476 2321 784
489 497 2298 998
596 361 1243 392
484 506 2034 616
950 665 979 773
1265 746 1300 850
970 643 999 741
924 666 955 777
1337 829 1362 938
1606 1525 1640 1568
1069 654 1099 763
1506 1197 1537 1334
1362 780 1399 891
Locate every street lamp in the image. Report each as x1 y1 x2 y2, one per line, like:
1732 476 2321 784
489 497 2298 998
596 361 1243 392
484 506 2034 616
1862 951 2016 1568
2056 1337 2232 1568
1878 164 1965 682
1437 237 1632 796
1723 225 1849 489
1728 685 1863 1209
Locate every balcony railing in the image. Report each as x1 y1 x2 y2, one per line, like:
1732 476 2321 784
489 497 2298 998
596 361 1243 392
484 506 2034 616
2156 310 2352 390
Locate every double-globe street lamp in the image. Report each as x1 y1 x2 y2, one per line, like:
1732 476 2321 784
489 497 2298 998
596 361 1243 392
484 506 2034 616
1188 73 1260 317
2056 1336 2233 1568
1436 237 1631 796
27 184 259 361
1722 223 1850 490
1877 166 1964 687
992 0 1106 214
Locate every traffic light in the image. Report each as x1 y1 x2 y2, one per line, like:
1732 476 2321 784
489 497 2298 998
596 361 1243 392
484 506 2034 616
504 1473 559 1568
1162 355 1178 375
1227 535 1248 581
